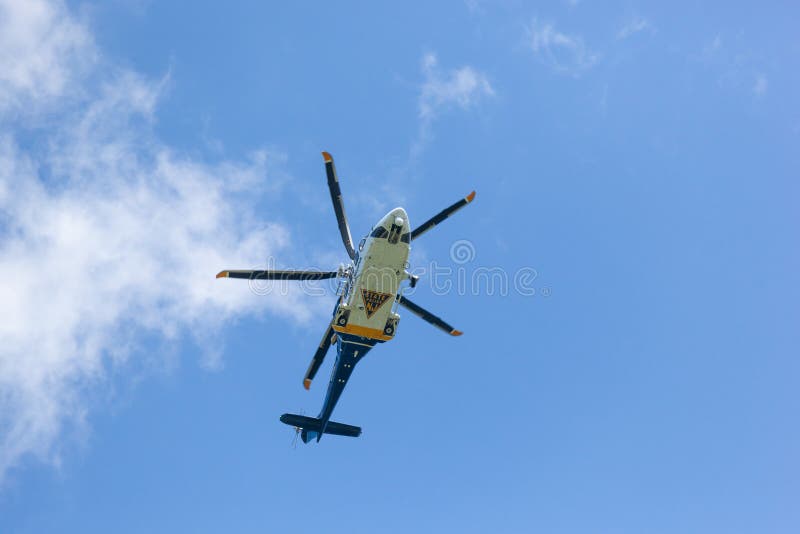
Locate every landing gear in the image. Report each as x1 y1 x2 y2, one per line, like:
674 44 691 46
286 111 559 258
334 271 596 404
383 314 400 337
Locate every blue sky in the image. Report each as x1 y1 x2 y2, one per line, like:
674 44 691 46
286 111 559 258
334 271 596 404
1 1 798 532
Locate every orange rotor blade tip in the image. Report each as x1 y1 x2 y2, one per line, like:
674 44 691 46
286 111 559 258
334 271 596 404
303 378 312 390
466 191 476 203
216 271 229 279
321 151 332 162
451 330 463 336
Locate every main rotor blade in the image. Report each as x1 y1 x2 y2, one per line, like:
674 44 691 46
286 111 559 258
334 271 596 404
398 295 462 336
303 298 342 389
303 323 334 390
410 191 476 241
322 152 356 259
216 270 338 280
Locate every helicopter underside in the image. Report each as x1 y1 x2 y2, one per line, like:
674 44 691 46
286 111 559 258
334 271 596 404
332 206 411 342
218 151 474 443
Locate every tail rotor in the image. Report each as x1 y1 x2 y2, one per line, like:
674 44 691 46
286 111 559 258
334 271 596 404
290 408 306 449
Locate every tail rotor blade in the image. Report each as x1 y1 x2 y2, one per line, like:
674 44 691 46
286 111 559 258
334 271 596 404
410 191 476 241
323 152 356 259
216 270 339 281
398 295 462 336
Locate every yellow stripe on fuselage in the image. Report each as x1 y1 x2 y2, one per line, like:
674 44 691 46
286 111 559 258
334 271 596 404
332 323 393 342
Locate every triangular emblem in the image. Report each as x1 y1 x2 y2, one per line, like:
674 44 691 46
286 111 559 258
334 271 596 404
361 289 392 318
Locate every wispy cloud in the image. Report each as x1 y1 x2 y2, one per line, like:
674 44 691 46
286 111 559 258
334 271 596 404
753 74 768 96
418 53 494 120
0 0 319 482
464 0 483 14
413 53 494 156
616 16 653 40
701 33 723 60
525 18 599 76
696 33 770 99
0 0 96 115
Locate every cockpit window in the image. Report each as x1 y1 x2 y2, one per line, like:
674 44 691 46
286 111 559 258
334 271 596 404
370 226 389 239
358 237 366 251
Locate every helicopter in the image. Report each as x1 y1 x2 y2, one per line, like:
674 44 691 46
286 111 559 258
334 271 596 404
217 152 475 443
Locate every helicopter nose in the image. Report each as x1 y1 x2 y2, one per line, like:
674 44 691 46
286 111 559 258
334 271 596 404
381 208 409 244
388 208 408 230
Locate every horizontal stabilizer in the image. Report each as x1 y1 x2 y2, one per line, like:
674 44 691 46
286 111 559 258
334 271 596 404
280 413 361 443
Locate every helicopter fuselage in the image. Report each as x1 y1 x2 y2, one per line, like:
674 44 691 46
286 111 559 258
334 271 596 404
308 208 411 440
333 206 411 342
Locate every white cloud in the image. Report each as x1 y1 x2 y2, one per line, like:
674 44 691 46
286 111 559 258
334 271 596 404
753 74 768 96
525 18 599 76
0 0 95 116
616 16 653 40
414 53 494 156
418 53 494 120
0 0 321 482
